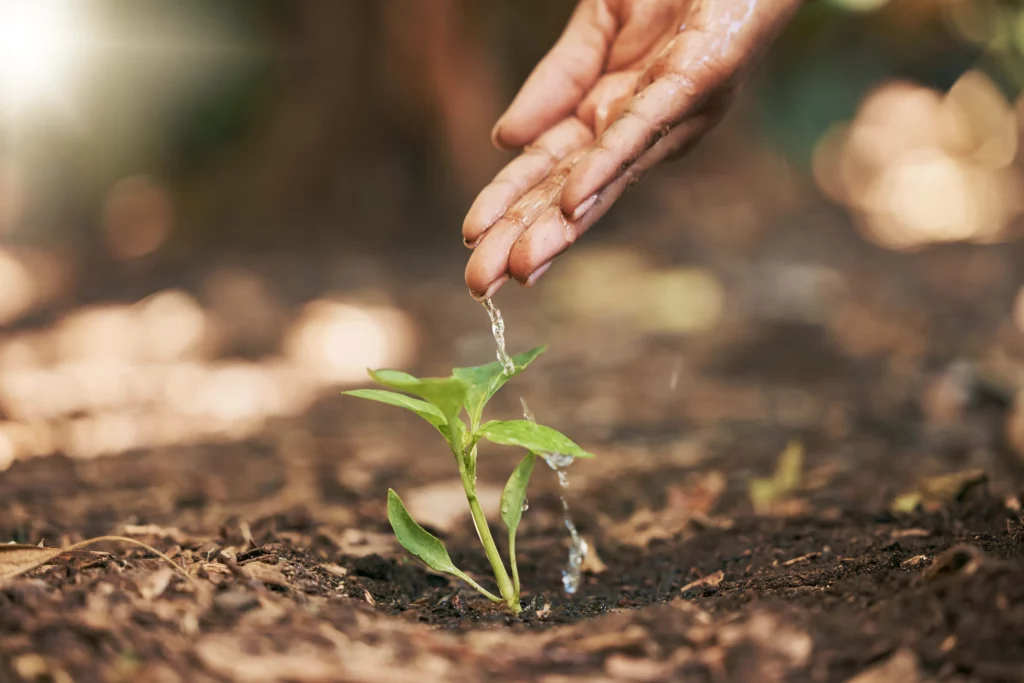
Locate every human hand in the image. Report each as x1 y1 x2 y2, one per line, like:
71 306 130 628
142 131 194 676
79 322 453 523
463 0 804 299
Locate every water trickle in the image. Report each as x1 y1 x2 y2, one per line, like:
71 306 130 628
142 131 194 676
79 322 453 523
481 298 588 595
482 298 515 375
521 397 588 595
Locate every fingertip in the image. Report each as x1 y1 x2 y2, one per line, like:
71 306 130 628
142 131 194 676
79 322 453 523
491 124 527 152
469 275 508 301
464 183 520 245
465 219 524 298
560 149 611 215
524 261 552 288
491 114 534 151
570 193 598 221
490 117 510 150
508 208 574 283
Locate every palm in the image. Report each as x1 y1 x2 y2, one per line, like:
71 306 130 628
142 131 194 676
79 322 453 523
463 0 803 299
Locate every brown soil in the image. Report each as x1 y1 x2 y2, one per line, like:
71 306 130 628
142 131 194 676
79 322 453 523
3 166 1024 682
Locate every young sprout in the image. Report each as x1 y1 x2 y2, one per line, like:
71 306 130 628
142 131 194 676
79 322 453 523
343 346 594 614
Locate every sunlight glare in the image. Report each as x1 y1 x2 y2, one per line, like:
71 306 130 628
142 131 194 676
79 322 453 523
0 0 79 106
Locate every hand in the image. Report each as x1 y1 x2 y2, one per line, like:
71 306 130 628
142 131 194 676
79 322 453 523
462 0 804 299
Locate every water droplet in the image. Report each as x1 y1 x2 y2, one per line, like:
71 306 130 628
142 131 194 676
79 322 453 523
521 497 529 512
545 452 575 471
519 397 535 422
521 397 587 596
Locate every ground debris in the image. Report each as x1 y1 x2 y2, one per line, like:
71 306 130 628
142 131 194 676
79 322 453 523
241 561 292 589
602 470 730 548
749 441 805 516
845 648 921 683
0 536 192 588
922 544 984 581
891 468 988 514
680 570 725 596
780 551 821 567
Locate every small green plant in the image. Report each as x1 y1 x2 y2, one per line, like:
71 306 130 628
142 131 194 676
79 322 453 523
343 346 593 614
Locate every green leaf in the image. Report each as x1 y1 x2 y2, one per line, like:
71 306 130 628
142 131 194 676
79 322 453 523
342 389 446 429
453 346 546 425
500 453 536 533
386 489 504 604
477 420 594 459
368 369 468 422
386 489 463 575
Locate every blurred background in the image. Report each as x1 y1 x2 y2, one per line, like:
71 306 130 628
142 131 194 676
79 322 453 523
1 0 1024 489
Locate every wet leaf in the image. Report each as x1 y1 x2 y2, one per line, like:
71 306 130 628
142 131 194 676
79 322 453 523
367 370 468 423
387 489 465 578
454 346 546 424
749 441 804 514
342 389 446 430
477 420 594 459
500 453 536 534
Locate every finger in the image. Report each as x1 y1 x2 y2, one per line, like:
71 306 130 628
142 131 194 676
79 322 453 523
595 90 634 138
508 116 713 285
559 21 749 217
465 218 520 299
559 68 713 217
491 0 616 150
576 71 640 138
465 137 591 298
604 0 682 72
463 117 592 246
464 149 585 298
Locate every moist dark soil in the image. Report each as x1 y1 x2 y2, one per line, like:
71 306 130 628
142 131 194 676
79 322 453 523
3 360 1024 683
4 166 1024 681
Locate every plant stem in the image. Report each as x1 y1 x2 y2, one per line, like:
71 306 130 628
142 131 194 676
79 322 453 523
460 445 520 614
509 531 520 597
451 569 503 603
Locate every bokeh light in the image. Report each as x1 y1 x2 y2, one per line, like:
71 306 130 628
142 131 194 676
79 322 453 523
282 299 417 385
546 247 725 335
812 71 1024 251
0 285 420 461
102 176 175 261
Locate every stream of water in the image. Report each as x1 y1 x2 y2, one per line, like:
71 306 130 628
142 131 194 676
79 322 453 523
482 298 587 595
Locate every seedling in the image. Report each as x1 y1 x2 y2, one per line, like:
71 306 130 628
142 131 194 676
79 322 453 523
343 346 593 614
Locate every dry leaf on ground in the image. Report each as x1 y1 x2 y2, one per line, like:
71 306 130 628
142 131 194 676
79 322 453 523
845 648 921 683
680 570 724 595
891 469 988 514
0 536 193 588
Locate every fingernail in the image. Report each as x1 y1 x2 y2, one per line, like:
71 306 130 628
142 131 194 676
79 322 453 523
490 118 506 148
571 193 598 221
472 275 508 301
524 262 552 288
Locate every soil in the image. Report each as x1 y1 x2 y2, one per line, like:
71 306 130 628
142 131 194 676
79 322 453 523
3 163 1024 682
